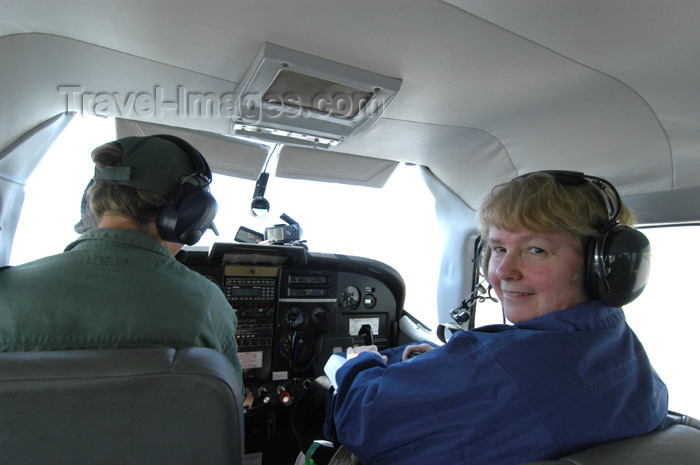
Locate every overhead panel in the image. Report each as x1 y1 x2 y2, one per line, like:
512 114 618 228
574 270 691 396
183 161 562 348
231 43 402 149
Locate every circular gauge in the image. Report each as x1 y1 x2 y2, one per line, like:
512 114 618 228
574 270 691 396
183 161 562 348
312 305 329 323
279 331 311 365
340 286 361 309
279 332 293 357
285 306 306 328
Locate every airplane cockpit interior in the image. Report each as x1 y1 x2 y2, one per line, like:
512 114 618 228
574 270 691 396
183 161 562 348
3 2 700 464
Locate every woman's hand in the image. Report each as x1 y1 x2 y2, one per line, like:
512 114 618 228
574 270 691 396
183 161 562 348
346 345 388 363
401 343 434 360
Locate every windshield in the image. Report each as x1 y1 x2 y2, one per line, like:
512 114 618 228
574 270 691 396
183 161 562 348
11 115 443 329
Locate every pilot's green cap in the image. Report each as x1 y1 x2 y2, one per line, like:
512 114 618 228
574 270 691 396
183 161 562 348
92 135 204 195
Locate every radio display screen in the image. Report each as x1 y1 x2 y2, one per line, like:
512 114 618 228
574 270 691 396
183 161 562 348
230 287 263 297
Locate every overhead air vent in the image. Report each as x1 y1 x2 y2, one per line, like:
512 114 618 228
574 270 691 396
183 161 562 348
231 43 401 149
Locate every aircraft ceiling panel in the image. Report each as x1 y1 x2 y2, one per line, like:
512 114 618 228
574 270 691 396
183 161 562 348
3 0 700 218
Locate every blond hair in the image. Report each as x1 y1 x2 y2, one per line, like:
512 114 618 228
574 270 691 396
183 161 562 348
478 172 635 265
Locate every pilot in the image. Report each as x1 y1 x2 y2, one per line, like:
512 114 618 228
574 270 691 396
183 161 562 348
325 171 668 465
0 135 242 385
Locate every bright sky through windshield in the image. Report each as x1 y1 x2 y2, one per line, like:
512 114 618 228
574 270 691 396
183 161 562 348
11 115 443 329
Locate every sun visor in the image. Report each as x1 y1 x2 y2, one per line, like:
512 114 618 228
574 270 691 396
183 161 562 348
276 146 398 188
115 119 268 180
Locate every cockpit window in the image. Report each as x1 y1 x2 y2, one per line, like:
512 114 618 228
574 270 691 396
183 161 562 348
624 225 700 419
11 115 443 329
11 116 112 262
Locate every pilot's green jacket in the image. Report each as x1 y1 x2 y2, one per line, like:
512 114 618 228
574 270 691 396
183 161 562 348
0 228 242 383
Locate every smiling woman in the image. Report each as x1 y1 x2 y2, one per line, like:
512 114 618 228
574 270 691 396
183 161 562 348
326 170 668 465
487 228 588 323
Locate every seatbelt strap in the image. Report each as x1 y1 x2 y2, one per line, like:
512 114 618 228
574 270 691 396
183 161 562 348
436 322 464 343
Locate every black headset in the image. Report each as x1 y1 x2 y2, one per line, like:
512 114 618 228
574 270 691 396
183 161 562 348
537 170 651 307
151 134 218 246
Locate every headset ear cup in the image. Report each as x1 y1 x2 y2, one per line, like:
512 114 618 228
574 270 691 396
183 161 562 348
584 235 601 302
158 183 218 246
585 224 651 307
151 135 217 246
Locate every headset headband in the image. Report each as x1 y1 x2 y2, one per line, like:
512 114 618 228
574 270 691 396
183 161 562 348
152 134 213 187
524 170 623 224
491 170 650 307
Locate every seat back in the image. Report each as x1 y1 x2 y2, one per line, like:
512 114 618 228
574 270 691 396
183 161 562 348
0 347 244 465
523 412 700 465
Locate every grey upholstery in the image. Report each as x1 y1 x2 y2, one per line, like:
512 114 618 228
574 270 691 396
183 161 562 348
326 413 700 465
0 347 244 465
523 412 700 465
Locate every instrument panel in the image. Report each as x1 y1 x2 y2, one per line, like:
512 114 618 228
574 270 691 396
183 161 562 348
186 243 405 462
185 242 405 402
